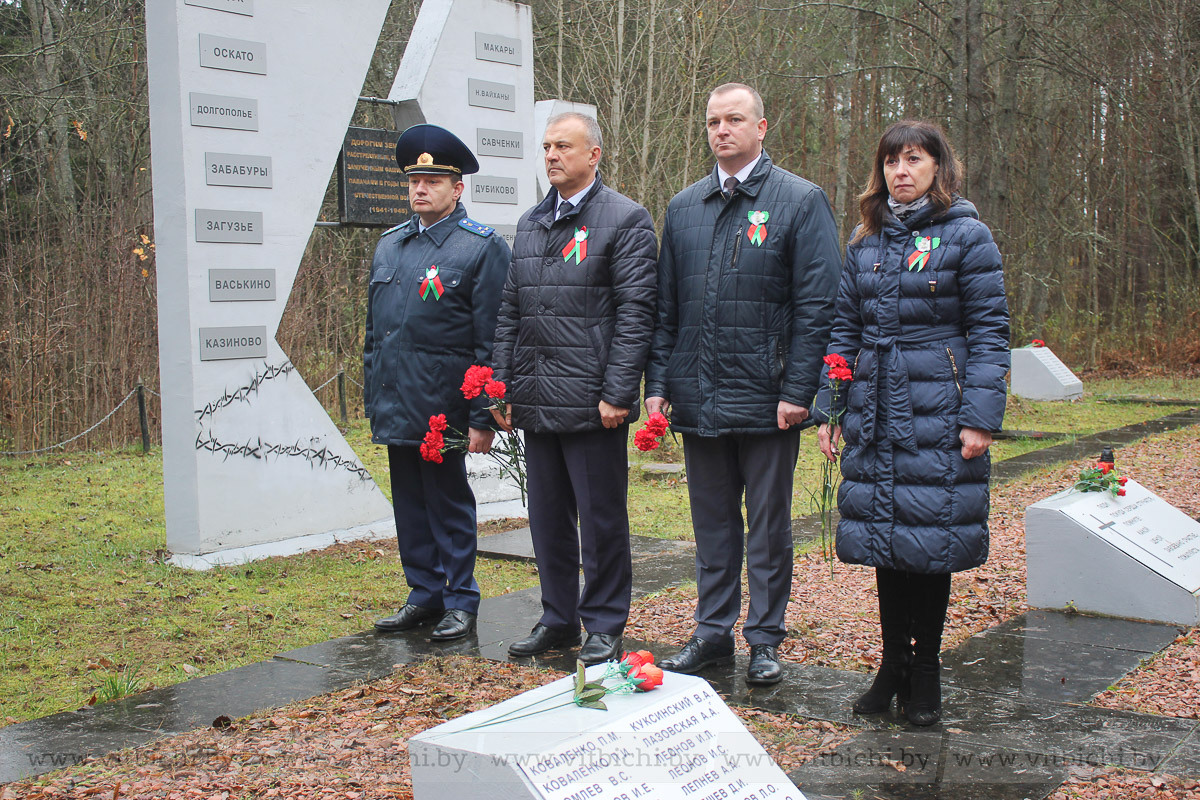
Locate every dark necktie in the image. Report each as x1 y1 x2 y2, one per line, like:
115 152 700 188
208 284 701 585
723 176 739 198
557 200 573 220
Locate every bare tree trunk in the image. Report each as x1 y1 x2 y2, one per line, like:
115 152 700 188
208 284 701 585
637 0 657 204
22 0 76 213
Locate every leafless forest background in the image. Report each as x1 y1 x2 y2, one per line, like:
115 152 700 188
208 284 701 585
1 0 1198 450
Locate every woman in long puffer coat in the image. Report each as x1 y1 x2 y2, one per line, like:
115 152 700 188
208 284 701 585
813 120 1010 726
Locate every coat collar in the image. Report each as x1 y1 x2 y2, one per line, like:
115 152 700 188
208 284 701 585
396 203 468 246
703 151 773 200
536 172 606 229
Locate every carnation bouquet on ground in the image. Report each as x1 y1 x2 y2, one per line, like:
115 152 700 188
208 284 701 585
420 365 527 502
1074 449 1128 497
812 353 854 568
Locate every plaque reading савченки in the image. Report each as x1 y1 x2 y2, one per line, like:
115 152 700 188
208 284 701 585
190 92 258 131
205 153 272 188
338 126 407 226
468 78 516 112
475 32 521 65
195 209 263 243
471 175 518 205
209 269 276 302
184 0 253 15
198 326 267 361
198 33 267 75
476 129 524 159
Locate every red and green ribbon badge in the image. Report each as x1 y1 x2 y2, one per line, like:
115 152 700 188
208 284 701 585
907 233 941 271
562 226 588 264
747 210 769 245
418 265 444 301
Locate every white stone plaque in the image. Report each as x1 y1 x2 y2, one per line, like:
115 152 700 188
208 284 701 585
209 269 276 302
475 32 521 65
198 33 267 74
199 326 268 361
189 92 259 131
468 78 516 112
1027 479 1200 624
195 209 263 243
205 152 273 188
472 175 519 204
477 128 524 159
1010 346 1083 401
1060 479 1200 591
185 0 254 15
409 668 805 800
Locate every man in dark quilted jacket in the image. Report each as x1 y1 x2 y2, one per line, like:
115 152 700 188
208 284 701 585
645 84 841 685
492 112 657 666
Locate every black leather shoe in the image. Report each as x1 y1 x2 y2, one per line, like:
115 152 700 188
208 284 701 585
578 633 623 665
746 644 783 686
374 604 441 632
430 609 476 641
508 624 582 657
658 636 734 673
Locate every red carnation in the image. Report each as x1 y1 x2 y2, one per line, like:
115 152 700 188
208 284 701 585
632 663 664 691
1118 476 1128 485
823 353 848 368
419 442 443 463
423 429 445 450
645 412 669 437
1098 461 1113 475
484 379 506 400
1031 339 1045 347
634 428 660 451
428 414 448 432
829 365 854 382
461 365 494 399
1117 488 1126 496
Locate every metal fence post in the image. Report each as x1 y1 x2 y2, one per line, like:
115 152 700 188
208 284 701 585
338 370 348 425
136 382 150 453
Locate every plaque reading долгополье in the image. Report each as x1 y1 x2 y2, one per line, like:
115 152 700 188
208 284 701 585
409 668 805 800
338 126 408 226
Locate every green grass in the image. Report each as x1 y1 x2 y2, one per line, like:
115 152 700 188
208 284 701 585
0 438 537 724
1 377 1195 725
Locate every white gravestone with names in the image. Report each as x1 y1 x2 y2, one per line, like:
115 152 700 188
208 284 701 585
1010 345 1083 401
410 667 806 800
1026 479 1200 624
148 0 395 566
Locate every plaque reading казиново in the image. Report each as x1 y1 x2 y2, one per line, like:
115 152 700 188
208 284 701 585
198 326 268 361
468 78 517 112
205 152 273 188
198 33 267 75
338 126 408 227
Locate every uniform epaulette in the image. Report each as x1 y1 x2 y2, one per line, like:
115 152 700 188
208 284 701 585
458 217 494 237
380 220 411 237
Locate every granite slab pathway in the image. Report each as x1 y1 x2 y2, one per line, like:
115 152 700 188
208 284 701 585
4 408 1199 798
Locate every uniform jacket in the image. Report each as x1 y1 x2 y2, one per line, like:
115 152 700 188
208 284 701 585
492 174 657 433
363 203 511 446
812 197 1010 573
644 152 842 435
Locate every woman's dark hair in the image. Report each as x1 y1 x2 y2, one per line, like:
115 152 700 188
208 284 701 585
852 119 963 243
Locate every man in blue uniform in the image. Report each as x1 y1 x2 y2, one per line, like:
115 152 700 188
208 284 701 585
364 124 511 641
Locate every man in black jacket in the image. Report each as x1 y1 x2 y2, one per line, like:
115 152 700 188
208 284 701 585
645 84 840 684
365 125 510 642
492 112 657 665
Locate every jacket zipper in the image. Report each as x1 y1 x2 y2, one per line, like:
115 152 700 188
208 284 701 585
732 227 743 269
946 347 962 397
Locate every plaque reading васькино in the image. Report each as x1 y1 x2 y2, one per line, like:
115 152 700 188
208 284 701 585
209 269 276 302
338 126 407 227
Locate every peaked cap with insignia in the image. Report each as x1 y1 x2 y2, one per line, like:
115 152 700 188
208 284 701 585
394 124 479 176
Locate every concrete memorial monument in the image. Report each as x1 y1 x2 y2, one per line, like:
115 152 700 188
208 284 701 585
147 0 396 567
410 667 805 800
1026 479 1200 625
1010 344 1083 401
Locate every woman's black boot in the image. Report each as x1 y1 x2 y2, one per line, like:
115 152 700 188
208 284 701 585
854 568 912 714
905 572 951 726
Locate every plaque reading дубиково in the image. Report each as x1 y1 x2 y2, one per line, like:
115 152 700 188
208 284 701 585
338 126 408 227
471 175 518 205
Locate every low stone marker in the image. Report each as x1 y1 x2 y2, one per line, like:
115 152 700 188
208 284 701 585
1026 478 1200 625
1010 345 1083 401
409 666 806 800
